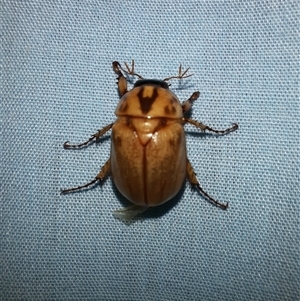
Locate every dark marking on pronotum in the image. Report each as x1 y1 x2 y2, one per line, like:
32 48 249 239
137 87 159 114
164 105 177 115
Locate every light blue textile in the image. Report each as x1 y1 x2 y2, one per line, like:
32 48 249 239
1 1 299 300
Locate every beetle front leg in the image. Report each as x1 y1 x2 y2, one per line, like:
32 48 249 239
63 123 114 149
181 91 200 114
184 118 238 135
113 61 128 96
112 60 143 96
186 159 228 210
61 158 111 194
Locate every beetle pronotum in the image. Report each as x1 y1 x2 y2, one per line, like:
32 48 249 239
61 61 238 221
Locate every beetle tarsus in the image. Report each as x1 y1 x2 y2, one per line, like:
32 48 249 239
186 159 228 210
203 122 238 134
61 178 99 194
61 159 111 194
63 136 96 149
231 123 239 131
184 118 238 135
194 184 228 210
63 123 114 149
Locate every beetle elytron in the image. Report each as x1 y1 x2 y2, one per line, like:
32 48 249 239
61 61 238 221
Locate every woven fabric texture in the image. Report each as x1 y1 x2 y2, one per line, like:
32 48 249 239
1 1 299 300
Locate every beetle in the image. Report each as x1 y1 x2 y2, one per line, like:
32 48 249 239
61 60 238 221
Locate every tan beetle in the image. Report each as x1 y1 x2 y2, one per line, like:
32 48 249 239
62 61 238 221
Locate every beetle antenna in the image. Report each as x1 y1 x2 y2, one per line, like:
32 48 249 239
116 60 143 79
163 64 194 82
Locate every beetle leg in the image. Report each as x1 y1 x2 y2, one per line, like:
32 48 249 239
182 91 200 114
186 159 228 210
184 118 238 135
63 123 114 149
113 61 129 96
61 158 111 194
112 60 143 96
163 64 194 82
113 204 148 222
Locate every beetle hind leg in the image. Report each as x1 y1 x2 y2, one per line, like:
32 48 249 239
113 204 148 222
186 159 228 210
61 159 111 194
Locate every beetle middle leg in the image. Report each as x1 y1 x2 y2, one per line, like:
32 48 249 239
61 158 111 194
63 123 114 149
184 118 238 135
186 159 228 210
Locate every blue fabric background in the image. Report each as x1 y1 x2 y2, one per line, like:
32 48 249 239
1 1 299 300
